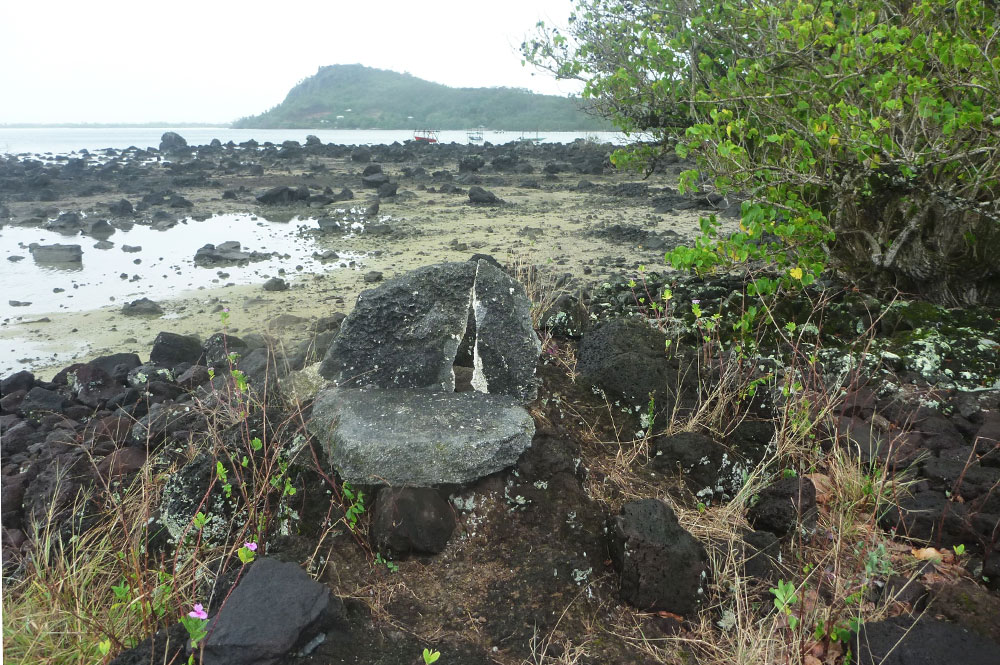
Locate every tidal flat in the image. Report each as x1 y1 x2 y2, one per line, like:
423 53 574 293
1 138 732 378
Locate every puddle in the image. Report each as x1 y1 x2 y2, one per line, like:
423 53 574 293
0 213 364 319
1 335 92 375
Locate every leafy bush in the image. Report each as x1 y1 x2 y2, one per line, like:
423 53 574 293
525 0 1000 304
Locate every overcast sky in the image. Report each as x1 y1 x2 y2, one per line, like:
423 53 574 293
0 0 581 124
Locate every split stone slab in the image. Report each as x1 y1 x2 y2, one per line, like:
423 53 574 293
318 259 539 402
319 261 476 392
470 257 541 402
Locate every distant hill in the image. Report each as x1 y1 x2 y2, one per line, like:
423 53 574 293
233 64 610 131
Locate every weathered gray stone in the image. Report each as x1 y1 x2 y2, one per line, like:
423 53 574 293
470 260 541 402
309 387 535 486
318 260 539 401
319 261 476 392
29 243 82 265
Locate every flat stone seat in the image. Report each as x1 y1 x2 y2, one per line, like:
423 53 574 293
309 387 535 486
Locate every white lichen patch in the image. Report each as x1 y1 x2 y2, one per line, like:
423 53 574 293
451 493 477 512
503 479 530 509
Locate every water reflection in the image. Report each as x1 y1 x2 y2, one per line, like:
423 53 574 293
0 213 364 319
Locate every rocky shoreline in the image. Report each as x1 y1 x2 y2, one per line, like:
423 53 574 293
1 132 723 379
2 135 999 665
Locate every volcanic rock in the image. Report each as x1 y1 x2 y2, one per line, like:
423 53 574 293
468 186 500 204
121 298 163 316
318 260 540 401
608 499 709 615
309 387 535 486
202 558 344 665
158 132 188 152
372 487 456 555
29 243 82 265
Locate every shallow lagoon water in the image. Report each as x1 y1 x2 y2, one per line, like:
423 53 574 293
0 128 627 156
0 213 363 320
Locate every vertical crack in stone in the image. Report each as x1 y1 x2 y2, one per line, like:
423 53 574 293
452 276 476 392
471 260 489 394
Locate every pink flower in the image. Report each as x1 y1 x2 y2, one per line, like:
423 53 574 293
244 542 257 552
188 604 208 620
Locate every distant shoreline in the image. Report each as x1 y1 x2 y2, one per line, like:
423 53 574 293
0 128 627 156
0 123 232 129
1 122 608 131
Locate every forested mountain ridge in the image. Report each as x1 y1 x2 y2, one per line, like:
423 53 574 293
233 64 609 130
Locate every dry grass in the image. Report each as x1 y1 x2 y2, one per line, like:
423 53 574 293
506 251 579 330
574 417 918 665
1 349 342 665
2 467 202 665
538 331 580 383
526 587 595 665
517 273 929 665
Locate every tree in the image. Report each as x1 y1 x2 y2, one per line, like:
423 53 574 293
524 0 1000 305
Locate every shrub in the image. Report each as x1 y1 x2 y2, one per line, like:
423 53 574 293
524 0 1000 304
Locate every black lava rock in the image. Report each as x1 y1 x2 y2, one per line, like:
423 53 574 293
149 332 204 368
121 297 164 316
468 186 500 205
372 487 456 556
746 476 817 537
608 499 709 615
202 558 344 665
18 386 67 418
854 616 1000 665
263 277 289 292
